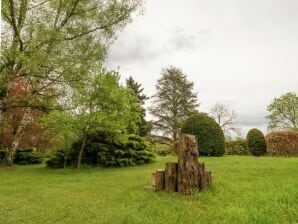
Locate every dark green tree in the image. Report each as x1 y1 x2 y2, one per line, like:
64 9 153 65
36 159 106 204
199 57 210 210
246 128 267 156
126 76 151 136
150 66 199 140
181 113 225 156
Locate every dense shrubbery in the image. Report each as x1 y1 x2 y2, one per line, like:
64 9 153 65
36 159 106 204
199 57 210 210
225 139 249 155
181 113 225 156
266 131 298 156
247 129 267 156
46 134 155 168
0 148 43 165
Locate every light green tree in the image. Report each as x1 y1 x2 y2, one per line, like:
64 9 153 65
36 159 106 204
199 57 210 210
43 70 141 170
266 92 298 131
1 0 142 166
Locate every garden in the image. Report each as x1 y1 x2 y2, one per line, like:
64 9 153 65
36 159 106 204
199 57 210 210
1 0 298 223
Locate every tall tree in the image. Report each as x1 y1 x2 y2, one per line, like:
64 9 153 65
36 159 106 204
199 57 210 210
149 66 199 140
209 102 240 138
125 76 150 136
266 92 298 131
1 0 142 166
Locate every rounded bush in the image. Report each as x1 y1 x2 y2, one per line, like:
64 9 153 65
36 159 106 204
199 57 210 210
246 128 267 156
181 113 225 156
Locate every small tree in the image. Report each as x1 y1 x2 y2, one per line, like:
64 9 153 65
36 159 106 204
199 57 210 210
150 66 199 140
246 128 267 156
209 102 241 138
266 92 298 131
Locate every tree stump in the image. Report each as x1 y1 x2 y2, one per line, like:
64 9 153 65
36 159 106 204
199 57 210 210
165 162 178 192
177 134 200 194
148 133 213 194
155 170 165 190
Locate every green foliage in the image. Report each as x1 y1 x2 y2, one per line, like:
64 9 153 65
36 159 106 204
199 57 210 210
1 148 43 165
46 149 70 169
150 66 199 140
14 152 44 165
266 92 298 131
247 129 267 156
266 131 298 156
1 0 143 166
181 113 225 156
225 139 249 155
126 76 150 136
46 133 154 168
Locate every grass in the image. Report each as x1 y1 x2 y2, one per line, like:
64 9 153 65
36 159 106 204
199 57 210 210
0 156 298 224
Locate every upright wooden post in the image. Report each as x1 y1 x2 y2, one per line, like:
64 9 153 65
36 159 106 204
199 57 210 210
165 162 178 192
177 134 200 194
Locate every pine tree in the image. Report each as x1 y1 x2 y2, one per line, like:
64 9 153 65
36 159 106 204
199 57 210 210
126 76 151 136
150 66 199 140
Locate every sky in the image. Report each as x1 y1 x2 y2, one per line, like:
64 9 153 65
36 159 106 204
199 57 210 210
106 0 298 137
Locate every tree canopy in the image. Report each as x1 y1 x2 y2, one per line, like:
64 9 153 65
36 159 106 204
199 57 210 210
266 92 298 131
150 66 199 140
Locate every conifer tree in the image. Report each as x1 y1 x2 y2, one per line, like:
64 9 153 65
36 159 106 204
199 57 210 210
150 66 199 140
126 76 151 136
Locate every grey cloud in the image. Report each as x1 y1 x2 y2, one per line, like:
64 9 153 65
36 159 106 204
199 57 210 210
106 34 159 65
167 28 210 51
107 26 210 66
238 114 268 126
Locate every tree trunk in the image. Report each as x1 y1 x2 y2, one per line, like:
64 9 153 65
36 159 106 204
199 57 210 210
155 170 165 191
177 134 200 194
165 162 178 192
5 107 32 166
77 135 87 171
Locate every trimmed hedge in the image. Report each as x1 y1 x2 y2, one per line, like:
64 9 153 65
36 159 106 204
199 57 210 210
47 134 155 168
181 113 225 156
225 139 249 155
247 129 267 156
266 131 298 156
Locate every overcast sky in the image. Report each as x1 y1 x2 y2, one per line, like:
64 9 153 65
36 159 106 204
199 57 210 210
106 0 298 136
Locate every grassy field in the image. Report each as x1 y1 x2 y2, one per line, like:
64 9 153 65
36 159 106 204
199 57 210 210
0 156 298 224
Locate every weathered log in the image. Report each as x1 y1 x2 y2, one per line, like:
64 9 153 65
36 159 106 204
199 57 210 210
177 134 200 194
165 162 178 192
155 170 165 191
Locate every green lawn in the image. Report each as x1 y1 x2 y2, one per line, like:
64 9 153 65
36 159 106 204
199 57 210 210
0 156 298 224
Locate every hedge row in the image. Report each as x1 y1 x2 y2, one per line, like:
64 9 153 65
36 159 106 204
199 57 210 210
266 131 298 156
225 139 249 155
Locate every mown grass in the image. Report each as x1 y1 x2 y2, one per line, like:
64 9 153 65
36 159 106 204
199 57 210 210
0 156 298 224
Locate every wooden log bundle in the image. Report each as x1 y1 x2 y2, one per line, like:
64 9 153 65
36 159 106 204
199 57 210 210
151 133 213 194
